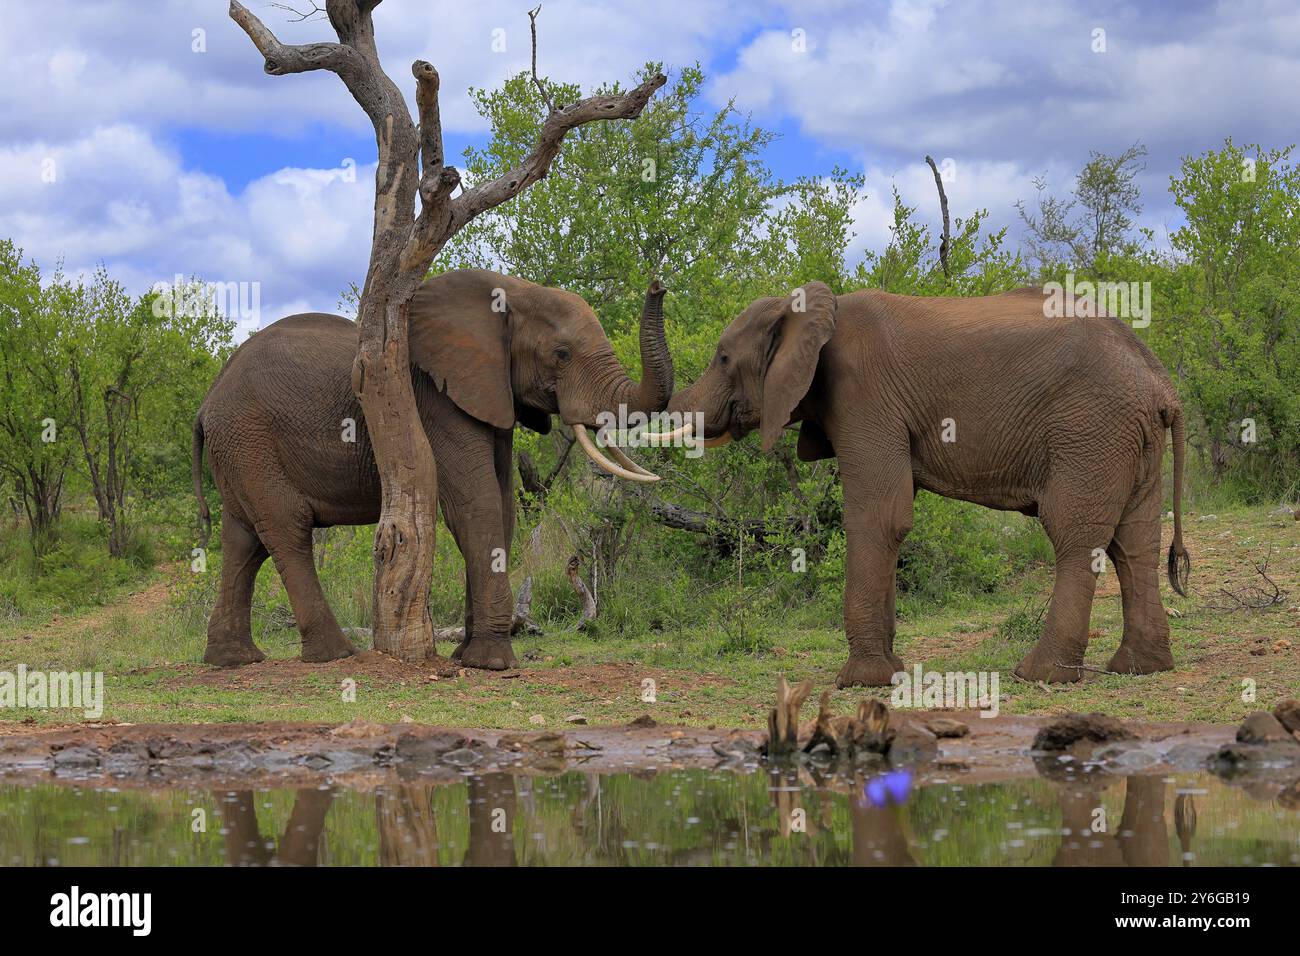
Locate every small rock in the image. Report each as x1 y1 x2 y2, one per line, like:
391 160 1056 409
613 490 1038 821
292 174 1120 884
924 717 970 738
528 714 546 726
401 714 415 723
498 732 565 755
1197 514 1218 521
330 718 386 739
1236 711 1295 745
628 714 657 728
1032 712 1135 752
564 714 588 725
1165 607 1182 618
887 720 939 764
440 747 481 767
1250 647 1268 656
1273 699 1300 735
395 731 469 765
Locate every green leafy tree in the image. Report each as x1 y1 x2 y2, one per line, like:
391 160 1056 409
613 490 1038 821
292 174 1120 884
1153 140 1300 492
1016 143 1149 275
61 268 233 557
0 241 71 550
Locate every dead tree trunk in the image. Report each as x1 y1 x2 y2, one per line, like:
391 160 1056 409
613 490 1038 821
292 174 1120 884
230 0 664 659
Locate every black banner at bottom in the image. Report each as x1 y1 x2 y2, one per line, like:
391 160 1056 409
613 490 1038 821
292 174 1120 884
0 865 1284 941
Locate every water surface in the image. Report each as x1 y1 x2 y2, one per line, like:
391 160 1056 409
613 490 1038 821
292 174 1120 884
2 769 1296 866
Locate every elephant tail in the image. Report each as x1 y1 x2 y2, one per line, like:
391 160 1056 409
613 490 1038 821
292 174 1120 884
192 416 211 549
1165 404 1190 596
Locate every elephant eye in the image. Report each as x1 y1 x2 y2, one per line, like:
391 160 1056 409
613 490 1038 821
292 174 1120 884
555 346 571 363
718 352 729 367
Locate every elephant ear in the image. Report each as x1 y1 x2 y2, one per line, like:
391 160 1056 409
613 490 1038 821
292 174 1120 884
408 272 515 430
760 282 837 452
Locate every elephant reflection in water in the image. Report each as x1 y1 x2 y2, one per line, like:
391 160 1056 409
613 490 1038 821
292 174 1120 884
374 774 518 866
218 789 335 866
1051 776 1189 867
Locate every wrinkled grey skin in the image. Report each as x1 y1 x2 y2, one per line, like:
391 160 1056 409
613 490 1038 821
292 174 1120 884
667 283 1188 688
194 270 671 670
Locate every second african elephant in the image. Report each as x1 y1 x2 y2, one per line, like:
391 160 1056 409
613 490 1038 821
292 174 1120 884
656 283 1189 687
194 269 672 670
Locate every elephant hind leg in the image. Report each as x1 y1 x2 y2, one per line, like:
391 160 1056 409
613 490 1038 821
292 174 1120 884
246 495 355 664
1014 479 1125 683
1105 479 1174 675
204 515 269 667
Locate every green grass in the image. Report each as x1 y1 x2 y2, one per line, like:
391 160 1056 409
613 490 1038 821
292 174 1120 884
0 496 1296 730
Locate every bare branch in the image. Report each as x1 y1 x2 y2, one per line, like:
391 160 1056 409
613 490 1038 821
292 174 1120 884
451 72 667 225
409 56 460 237
229 0 361 77
527 5 557 115
925 154 951 280
269 1 327 22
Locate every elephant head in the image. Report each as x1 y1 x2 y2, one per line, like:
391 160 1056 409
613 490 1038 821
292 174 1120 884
409 269 673 480
652 282 836 453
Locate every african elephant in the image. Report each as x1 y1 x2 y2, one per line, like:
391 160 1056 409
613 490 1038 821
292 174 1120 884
193 269 672 670
654 283 1189 687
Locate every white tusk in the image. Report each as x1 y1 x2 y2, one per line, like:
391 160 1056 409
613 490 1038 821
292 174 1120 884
641 420 693 445
704 433 733 448
605 443 656 477
574 425 660 482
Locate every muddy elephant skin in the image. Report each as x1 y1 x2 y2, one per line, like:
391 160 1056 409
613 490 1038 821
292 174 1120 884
665 284 1189 687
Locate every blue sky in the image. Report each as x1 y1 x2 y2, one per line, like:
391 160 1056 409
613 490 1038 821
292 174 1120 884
3 0 1298 336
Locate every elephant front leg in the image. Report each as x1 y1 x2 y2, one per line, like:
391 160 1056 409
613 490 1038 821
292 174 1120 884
446 503 517 671
836 474 913 689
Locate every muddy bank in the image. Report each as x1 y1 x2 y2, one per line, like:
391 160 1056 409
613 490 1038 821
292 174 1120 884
2 710 1297 799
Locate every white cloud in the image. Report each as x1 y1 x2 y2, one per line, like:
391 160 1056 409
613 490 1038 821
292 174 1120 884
713 0 1300 168
0 124 374 336
0 0 743 141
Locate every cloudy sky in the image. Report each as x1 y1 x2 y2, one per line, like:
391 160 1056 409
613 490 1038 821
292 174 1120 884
3 0 1297 335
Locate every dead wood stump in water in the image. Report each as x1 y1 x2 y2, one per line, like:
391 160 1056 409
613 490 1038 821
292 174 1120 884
763 676 814 757
760 681 899 762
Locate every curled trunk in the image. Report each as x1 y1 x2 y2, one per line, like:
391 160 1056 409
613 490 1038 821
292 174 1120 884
619 280 673 413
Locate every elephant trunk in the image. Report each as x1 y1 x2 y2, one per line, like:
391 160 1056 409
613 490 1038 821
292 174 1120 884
620 280 673 413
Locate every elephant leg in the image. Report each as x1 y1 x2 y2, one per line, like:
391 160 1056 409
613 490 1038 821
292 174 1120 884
1105 479 1175 675
448 429 513 660
203 515 268 667
835 458 913 688
435 424 516 671
444 499 516 670
1015 479 1124 683
1116 776 1170 867
258 516 356 663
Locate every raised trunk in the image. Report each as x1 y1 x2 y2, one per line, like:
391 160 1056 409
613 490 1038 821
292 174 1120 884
628 281 672 412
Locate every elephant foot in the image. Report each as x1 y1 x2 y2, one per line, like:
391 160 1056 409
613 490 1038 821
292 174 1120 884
835 654 905 689
301 628 357 663
452 636 518 671
1105 641 1174 675
1013 643 1086 684
203 637 265 668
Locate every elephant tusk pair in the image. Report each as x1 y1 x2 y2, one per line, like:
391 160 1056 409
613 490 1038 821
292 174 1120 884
642 419 733 448
573 424 660 483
